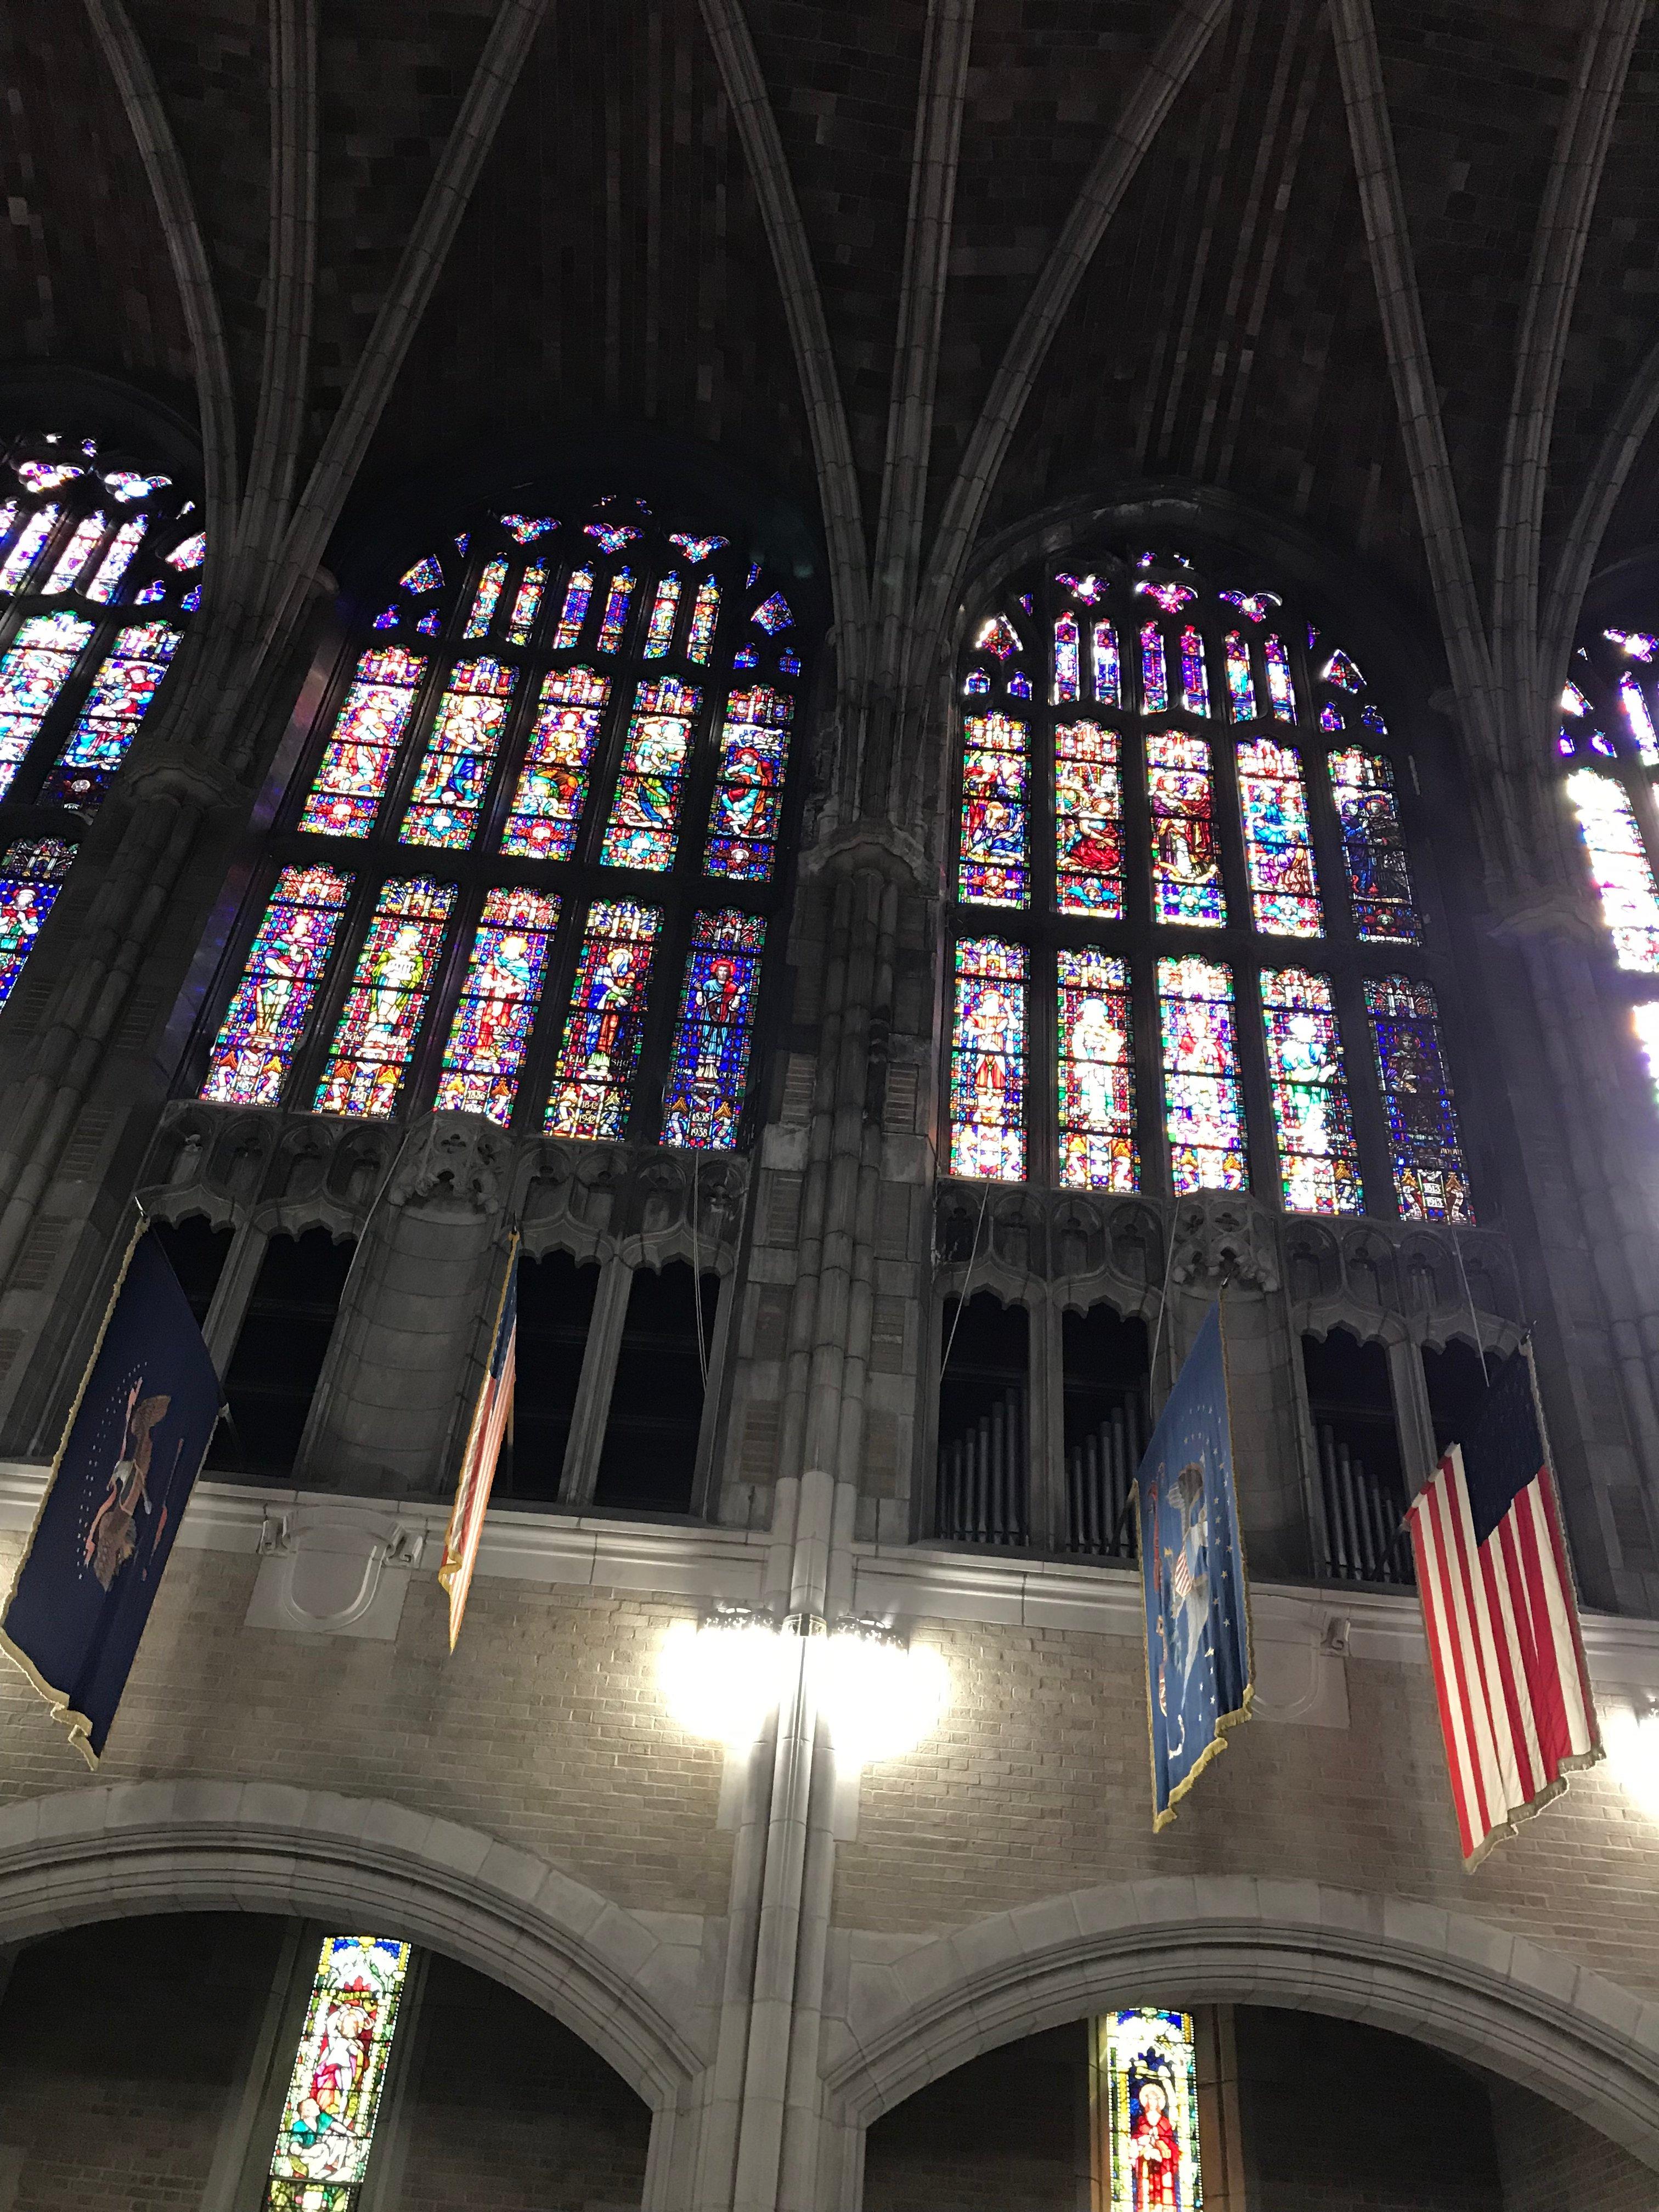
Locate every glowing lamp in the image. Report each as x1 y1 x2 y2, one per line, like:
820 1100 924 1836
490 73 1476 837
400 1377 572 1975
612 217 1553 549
659 1610 787 1746
1602 1701 1659 1821
659 1611 949 1764
816 1623 950 1766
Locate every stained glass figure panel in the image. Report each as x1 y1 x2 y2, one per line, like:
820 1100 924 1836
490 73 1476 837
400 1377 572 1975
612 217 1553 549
0 611 94 799
1057 947 1136 1190
545 898 661 1138
314 878 455 1117
1054 721 1123 917
554 566 594 651
299 647 426 838
957 712 1028 907
686 577 720 663
596 567 636 653
505 560 546 645
1236 736 1322 936
1621 673 1659 766
1053 611 1081 703
0 837 74 1010
1098 2010 1201 2212
41 618 180 811
435 886 560 1125
499 664 611 861
1568 769 1659 972
202 865 352 1106
86 516 146 602
600 675 701 870
1224 632 1256 721
1178 627 1210 716
1264 634 1295 721
1364 974 1473 1221
661 909 766 1149
44 511 108 594
1159 953 1247 1192
706 684 792 881
645 573 682 657
0 506 59 592
1260 967 1361 1214
1141 624 1168 713
262 1935 413 2212
1633 1001 1659 1114
397 657 518 851
1147 732 1224 926
1329 748 1419 943
1092 620 1120 707
464 555 507 639
949 936 1026 1181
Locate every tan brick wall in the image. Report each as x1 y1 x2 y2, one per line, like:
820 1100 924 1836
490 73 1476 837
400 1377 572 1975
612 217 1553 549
1488 2079 1659 2211
0 1537 735 1920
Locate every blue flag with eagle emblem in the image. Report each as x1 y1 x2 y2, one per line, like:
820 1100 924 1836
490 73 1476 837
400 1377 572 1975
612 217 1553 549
1135 1300 1253 1828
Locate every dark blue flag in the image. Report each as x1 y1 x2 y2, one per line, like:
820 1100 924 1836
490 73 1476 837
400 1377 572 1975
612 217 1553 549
0 1224 221 1765
1136 1301 1253 1828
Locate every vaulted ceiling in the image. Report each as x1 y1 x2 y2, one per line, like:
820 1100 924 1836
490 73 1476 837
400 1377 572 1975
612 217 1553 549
4 0 1659 700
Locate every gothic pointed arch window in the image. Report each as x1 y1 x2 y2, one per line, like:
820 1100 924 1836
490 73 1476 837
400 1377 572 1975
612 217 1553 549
194 498 803 1148
1559 625 1659 1108
0 430 202 1008
946 548 1474 1221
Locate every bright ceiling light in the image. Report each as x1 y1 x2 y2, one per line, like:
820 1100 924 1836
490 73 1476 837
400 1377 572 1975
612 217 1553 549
816 1624 950 1767
660 1612 788 1746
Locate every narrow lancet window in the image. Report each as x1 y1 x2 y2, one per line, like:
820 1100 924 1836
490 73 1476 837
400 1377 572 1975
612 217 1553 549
314 877 455 1116
1261 967 1361 1213
1159 953 1247 1192
949 936 1026 1181
0 838 74 1009
0 613 94 799
397 657 518 851
661 910 766 1149
299 646 426 838
1569 769 1659 972
545 899 661 1138
435 886 560 1125
499 664 611 860
706 684 792 882
41 618 180 810
262 1935 413 2211
201 865 353 1105
1237 736 1322 935
1329 748 1419 942
1054 722 1124 916
1147 733 1224 926
1364 974 1472 1221
600 676 701 869
1057 947 1136 1190
957 711 1029 907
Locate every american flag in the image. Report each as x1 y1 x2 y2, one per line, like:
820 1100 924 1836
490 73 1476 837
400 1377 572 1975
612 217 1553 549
438 1245 517 1652
1407 1348 1601 1866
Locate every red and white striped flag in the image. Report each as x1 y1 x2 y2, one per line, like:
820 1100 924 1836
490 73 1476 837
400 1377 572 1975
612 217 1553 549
1407 1348 1601 1866
438 1241 517 1652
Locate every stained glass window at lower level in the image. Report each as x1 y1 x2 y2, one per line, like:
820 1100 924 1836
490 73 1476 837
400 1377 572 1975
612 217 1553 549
314 878 456 1118
662 910 766 1149
1364 974 1472 1222
1261 967 1361 1215
263 1934 412 2212
435 886 560 1125
1159 954 1247 1194
1094 2009 1201 2212
949 937 1026 1181
1057 946 1135 1191
546 899 661 1139
0 838 74 1008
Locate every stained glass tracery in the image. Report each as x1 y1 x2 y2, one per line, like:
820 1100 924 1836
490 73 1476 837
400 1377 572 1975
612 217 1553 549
262 1934 412 2212
950 936 1026 1181
662 910 766 1149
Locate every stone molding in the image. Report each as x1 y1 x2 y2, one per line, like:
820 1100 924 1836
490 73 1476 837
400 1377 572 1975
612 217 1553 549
0 1779 710 2121
822 1877 1659 2166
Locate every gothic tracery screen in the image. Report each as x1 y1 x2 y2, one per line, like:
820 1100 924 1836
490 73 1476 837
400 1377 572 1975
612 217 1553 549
947 549 1472 1221
199 499 801 1149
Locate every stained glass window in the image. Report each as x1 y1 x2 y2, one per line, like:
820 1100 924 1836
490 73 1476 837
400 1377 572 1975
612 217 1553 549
686 577 720 663
1264 633 1295 720
0 506 58 591
314 878 455 1116
1141 624 1168 713
201 865 352 1105
706 684 792 881
1053 611 1081 703
1236 736 1322 935
435 886 560 1125
645 573 682 657
661 910 766 1149
40 619 180 811
1178 627 1209 715
949 936 1026 1181
1057 947 1135 1190
554 565 594 650
1096 2010 1201 2212
0 612 94 799
958 712 1029 907
464 555 507 638
1224 632 1256 720
86 516 146 603
1159 953 1246 1192
1092 620 1120 706
1621 673 1659 766
1055 721 1123 917
1364 974 1472 1221
596 567 636 653
505 560 545 645
1147 732 1224 926
1633 1001 1659 1113
0 838 74 1009
262 1934 413 2212
600 675 701 869
546 899 661 1138
499 664 611 861
398 657 517 850
300 647 426 838
44 511 108 594
1260 967 1361 1213
1569 769 1659 972
1329 748 1418 942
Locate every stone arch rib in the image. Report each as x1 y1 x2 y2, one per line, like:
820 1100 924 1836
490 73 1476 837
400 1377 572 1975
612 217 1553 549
0 1781 708 2119
827 1876 1659 2168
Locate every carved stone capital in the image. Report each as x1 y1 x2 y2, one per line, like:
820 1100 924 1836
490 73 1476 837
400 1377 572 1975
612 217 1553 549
387 1111 509 1217
1169 1192 1280 1294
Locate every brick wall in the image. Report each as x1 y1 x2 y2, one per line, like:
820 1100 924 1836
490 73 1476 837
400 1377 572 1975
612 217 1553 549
1488 2079 1659 2212
0 1912 285 2212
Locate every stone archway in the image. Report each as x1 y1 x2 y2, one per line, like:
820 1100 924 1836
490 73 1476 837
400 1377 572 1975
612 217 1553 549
823 1874 1659 2197
0 1779 713 2209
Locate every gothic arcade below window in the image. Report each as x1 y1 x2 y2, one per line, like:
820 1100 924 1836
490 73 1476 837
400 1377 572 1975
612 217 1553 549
947 549 1472 1222
198 500 804 1149
0 430 203 1008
